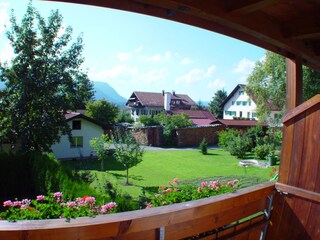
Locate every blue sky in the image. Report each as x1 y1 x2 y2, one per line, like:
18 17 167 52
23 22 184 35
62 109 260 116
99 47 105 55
0 0 266 102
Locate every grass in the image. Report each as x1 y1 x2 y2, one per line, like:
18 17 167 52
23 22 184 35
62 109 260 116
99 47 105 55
61 148 273 199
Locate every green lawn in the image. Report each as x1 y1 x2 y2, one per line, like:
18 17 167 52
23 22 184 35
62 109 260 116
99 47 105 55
62 148 273 199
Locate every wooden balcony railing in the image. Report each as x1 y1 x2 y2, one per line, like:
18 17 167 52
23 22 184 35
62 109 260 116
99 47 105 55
0 181 275 240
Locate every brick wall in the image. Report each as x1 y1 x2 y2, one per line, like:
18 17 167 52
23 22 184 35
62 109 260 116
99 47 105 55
175 125 225 147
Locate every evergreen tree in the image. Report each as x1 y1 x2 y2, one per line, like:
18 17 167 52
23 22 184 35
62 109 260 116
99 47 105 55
208 89 227 118
0 3 94 152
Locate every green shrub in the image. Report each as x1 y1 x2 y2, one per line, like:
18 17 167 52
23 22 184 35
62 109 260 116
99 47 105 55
242 126 265 151
227 136 249 159
253 144 271 160
199 138 208 155
218 129 240 149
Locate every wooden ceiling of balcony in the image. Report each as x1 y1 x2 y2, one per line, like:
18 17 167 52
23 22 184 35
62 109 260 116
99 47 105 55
46 0 320 70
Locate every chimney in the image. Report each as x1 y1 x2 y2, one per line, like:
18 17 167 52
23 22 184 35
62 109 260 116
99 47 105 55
164 91 171 111
172 90 175 96
162 90 165 96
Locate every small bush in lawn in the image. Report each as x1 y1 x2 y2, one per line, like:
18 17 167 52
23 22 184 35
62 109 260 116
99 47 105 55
254 144 271 160
199 138 208 155
227 136 249 159
0 193 117 221
146 178 239 208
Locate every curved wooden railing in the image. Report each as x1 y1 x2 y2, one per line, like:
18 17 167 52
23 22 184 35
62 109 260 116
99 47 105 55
0 181 275 240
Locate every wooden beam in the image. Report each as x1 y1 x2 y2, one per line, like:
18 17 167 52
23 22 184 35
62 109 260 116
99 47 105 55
286 58 302 111
275 182 320 203
225 0 283 14
282 15 320 40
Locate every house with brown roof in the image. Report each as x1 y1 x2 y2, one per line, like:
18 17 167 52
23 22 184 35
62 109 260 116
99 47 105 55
126 91 197 122
221 84 281 123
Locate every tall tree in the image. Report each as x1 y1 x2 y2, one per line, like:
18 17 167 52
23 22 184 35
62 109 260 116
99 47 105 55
86 99 119 125
246 51 320 122
0 3 94 152
208 89 227 118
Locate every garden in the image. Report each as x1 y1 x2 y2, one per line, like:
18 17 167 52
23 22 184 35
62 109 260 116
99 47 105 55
0 126 280 221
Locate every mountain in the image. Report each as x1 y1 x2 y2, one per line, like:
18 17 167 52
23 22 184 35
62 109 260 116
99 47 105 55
93 81 127 107
0 81 127 107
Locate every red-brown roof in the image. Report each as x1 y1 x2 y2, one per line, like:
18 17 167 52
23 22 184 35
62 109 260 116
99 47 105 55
169 109 216 126
212 119 268 127
64 112 106 128
126 91 197 108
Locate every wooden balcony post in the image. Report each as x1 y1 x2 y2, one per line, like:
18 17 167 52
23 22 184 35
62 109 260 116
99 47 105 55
286 58 302 111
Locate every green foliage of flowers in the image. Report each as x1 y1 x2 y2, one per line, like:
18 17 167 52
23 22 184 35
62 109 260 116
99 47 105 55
146 178 239 208
0 193 116 221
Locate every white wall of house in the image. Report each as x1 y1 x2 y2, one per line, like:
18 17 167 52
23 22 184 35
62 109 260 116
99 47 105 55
223 88 257 120
130 107 163 122
51 118 104 159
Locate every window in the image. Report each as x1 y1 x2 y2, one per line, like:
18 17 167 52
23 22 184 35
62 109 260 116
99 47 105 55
249 100 252 106
72 120 81 130
225 111 236 116
242 101 247 106
247 112 250 118
232 101 235 105
70 136 83 148
252 112 256 118
236 101 241 106
240 111 243 117
239 90 244 95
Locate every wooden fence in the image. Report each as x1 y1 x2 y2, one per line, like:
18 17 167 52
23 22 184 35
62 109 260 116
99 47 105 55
0 182 274 240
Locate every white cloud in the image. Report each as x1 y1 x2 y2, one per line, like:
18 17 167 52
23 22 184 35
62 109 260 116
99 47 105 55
175 65 216 86
138 68 168 84
164 51 171 60
88 64 138 80
0 2 10 39
175 68 205 85
233 58 255 74
0 41 14 64
181 57 193 65
207 78 226 90
140 51 173 62
117 52 132 62
205 65 216 77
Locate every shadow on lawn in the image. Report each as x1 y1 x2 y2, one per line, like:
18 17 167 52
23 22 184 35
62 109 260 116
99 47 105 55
62 157 126 171
109 172 144 182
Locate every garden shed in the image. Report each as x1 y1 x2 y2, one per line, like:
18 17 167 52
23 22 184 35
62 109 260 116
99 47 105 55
1 1 320 239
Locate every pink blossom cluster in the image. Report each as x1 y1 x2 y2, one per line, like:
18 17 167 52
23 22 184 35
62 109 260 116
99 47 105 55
3 199 31 210
168 178 180 185
100 202 117 214
36 195 45 201
227 179 239 188
53 192 63 202
84 196 96 206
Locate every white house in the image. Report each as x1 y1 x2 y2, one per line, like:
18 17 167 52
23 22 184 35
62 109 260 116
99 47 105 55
51 112 105 159
221 84 282 123
221 84 258 120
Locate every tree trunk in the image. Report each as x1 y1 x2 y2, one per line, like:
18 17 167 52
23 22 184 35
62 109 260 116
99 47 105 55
126 168 129 185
